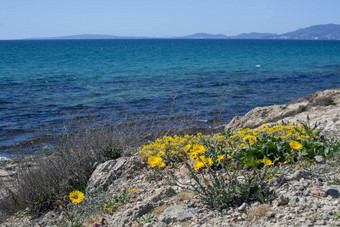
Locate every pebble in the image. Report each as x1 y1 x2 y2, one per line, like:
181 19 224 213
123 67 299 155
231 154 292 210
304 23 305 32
314 156 326 164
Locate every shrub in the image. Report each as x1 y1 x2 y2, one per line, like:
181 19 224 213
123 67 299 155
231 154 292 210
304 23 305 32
101 145 122 160
0 113 221 217
139 122 340 209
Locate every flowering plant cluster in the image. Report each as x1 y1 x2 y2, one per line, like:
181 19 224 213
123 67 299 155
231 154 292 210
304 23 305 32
139 122 331 170
139 122 339 209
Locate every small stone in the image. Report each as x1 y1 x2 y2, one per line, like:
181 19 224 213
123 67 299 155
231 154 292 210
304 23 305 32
320 191 327 197
304 189 311 196
315 220 327 225
277 195 289 206
241 213 247 219
314 156 326 164
238 202 246 211
158 205 195 223
294 184 304 191
153 222 168 227
325 188 340 198
311 190 320 196
286 213 295 220
292 170 312 180
266 211 275 219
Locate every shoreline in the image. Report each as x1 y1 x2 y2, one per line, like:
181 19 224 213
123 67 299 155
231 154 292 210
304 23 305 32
1 87 340 226
1 87 339 161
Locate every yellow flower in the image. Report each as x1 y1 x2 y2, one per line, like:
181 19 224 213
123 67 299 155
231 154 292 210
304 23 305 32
263 158 273 166
289 141 303 150
69 190 85 204
157 151 165 156
262 125 269 130
171 150 179 155
129 188 138 193
191 144 206 155
183 144 191 152
243 135 257 145
193 161 205 171
148 156 165 168
217 155 224 162
205 157 213 166
292 121 297 125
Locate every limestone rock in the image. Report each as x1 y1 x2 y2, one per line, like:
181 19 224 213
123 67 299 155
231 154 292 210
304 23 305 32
158 205 195 223
87 158 127 193
315 156 326 164
225 88 340 139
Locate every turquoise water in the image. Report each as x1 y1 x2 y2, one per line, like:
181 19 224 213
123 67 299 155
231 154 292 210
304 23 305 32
1 39 340 158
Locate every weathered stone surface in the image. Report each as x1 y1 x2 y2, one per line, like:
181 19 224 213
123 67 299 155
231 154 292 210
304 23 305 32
315 156 326 164
87 158 127 193
325 188 340 198
291 170 312 180
158 205 195 223
109 202 153 227
225 88 340 139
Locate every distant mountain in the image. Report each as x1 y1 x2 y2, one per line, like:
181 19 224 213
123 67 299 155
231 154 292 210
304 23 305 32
26 34 148 40
23 24 340 40
274 24 340 40
179 33 228 39
229 32 276 39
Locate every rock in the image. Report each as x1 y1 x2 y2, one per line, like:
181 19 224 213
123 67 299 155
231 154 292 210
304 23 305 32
311 190 320 196
238 202 246 211
148 187 176 203
86 158 127 193
325 188 340 198
225 102 309 130
158 205 195 224
314 156 326 164
315 220 327 225
151 222 168 227
266 211 275 219
291 170 312 180
277 195 289 206
108 203 153 227
224 88 340 139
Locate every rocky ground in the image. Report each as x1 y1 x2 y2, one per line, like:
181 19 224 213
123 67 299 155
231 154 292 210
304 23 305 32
225 88 340 140
1 88 339 227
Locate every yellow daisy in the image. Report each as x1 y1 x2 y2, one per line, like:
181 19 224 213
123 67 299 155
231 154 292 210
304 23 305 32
69 190 85 204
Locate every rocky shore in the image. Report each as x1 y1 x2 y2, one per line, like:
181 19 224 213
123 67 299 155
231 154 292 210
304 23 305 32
1 88 339 227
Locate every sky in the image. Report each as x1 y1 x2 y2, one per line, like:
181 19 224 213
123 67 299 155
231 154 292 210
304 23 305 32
1 0 340 40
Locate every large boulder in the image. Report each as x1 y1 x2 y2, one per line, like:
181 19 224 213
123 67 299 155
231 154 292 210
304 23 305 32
225 88 340 139
86 156 144 193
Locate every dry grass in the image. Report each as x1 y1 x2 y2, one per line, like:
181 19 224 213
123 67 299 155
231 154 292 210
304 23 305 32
0 113 223 218
173 192 196 203
248 204 272 219
177 220 192 227
152 204 169 216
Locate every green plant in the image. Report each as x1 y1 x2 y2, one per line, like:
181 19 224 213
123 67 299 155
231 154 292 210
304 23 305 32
101 145 122 160
135 213 156 225
138 121 340 210
102 190 136 214
146 171 163 182
188 163 275 210
332 211 340 219
29 191 57 217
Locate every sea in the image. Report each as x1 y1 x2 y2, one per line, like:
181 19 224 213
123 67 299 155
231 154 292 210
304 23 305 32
1 39 340 159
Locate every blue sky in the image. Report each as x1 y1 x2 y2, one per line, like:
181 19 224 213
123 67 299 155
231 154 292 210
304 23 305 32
1 0 340 39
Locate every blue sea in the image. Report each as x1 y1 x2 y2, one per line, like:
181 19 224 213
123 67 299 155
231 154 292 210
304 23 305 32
1 39 340 158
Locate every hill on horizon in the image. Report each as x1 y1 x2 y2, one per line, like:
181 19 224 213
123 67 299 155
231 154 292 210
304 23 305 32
23 23 340 40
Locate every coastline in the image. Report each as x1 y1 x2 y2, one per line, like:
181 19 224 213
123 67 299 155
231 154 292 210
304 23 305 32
1 88 340 226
